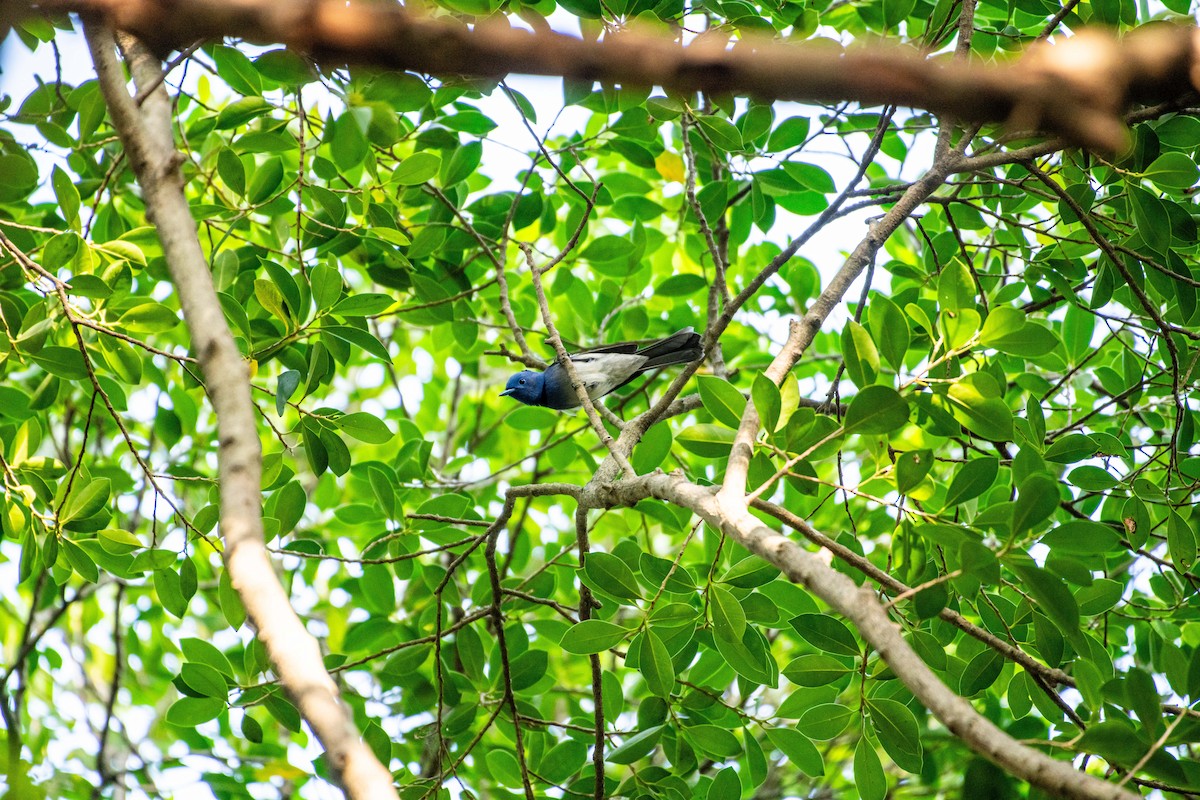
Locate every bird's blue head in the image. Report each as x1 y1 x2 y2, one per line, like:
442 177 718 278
500 370 544 405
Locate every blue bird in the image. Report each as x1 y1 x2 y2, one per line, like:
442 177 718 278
501 329 704 410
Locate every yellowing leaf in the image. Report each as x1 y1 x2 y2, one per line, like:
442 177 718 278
655 151 685 183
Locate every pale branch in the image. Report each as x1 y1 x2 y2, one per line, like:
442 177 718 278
521 244 636 478
84 24 398 800
584 471 1139 800
37 0 1200 152
722 141 959 494
750 498 1076 688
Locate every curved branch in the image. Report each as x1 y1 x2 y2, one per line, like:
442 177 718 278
84 23 397 800
587 472 1138 800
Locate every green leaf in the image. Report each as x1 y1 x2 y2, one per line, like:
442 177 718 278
685 724 742 758
676 424 736 458
52 165 80 230
441 141 483 187
117 302 180 334
789 613 859 656
841 320 879 389
709 584 747 643
646 96 683 120
310 263 343 312
331 293 395 317
707 766 741 800
61 478 111 525
538 739 587 784
219 570 246 630
895 449 932 494
782 162 836 193
560 620 627 654
246 156 284 204
584 552 642 601
180 663 230 698
165 697 224 727
330 112 369 171
764 727 824 776
1011 474 1059 536
255 279 290 324
1144 151 1199 190
752 374 782 433
883 0 917 27
632 423 673 474
937 260 974 313
1040 521 1120 555
959 649 1004 695
1067 465 1118 491
486 749 522 786
1062 302 1094 364
638 629 674 698
796 704 853 739
32 346 88 380
867 698 923 773
62 540 98 582
980 307 1056 357
868 295 910 372
695 115 743 151
1076 578 1123 616
506 406 558 431
782 654 852 686
581 235 635 263
712 626 778 686
946 377 1013 441
1044 434 1098 463
855 739 887 800
1076 720 1145 765
392 152 441 185
607 725 663 764
241 713 264 743
1168 511 1197 571
942 457 998 507
940 308 980 351
336 412 393 444
844 386 909 434
508 649 548 692
1011 564 1079 636
767 117 810 151
1128 186 1170 255
697 376 747 429
276 370 300 416
656 274 707 296
252 49 314 85
959 540 999 586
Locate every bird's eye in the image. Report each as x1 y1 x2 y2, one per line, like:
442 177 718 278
519 378 526 385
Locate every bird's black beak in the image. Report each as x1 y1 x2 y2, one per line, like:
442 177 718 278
500 388 515 397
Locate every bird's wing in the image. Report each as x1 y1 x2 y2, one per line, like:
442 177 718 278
564 352 648 399
573 341 640 355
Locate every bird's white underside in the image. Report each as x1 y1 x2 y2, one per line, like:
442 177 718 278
569 353 648 398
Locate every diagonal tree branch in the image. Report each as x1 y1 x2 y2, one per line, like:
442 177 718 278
584 471 1138 800
83 21 397 800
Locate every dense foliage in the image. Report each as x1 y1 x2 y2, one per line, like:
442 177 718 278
2 0 1200 798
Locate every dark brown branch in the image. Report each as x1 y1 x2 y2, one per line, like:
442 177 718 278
37 0 1200 152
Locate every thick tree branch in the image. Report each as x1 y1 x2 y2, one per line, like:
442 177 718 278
750 499 1076 688
84 23 397 800
585 472 1138 800
37 0 1200 152
722 145 959 495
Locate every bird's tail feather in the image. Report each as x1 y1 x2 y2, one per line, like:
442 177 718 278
637 328 704 370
